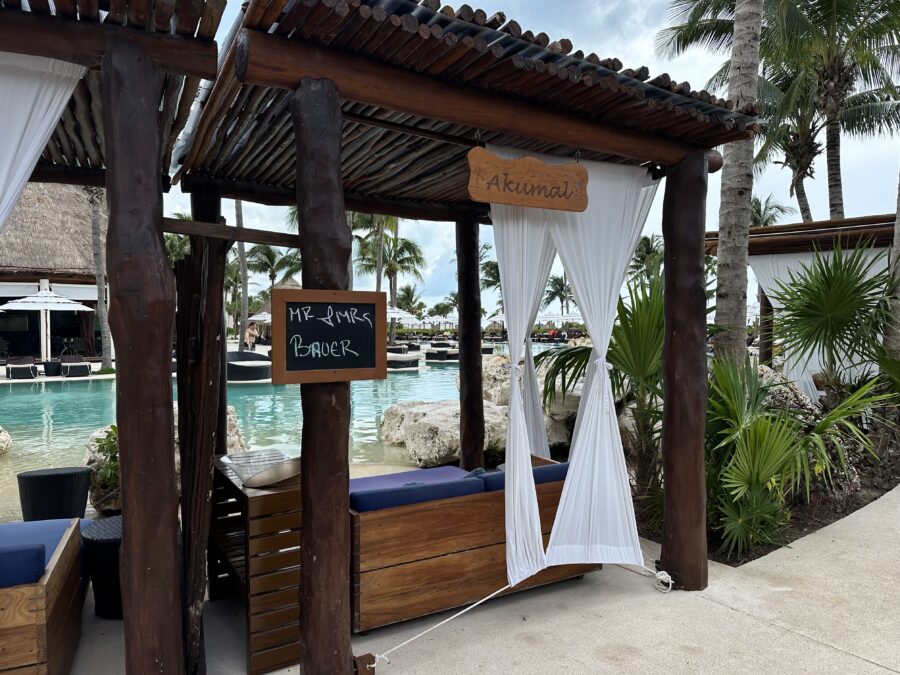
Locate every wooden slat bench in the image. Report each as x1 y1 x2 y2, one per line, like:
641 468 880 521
209 457 596 675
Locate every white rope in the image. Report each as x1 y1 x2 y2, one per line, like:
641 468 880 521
374 584 512 668
638 562 674 593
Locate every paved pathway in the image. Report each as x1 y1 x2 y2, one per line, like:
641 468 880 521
73 485 900 674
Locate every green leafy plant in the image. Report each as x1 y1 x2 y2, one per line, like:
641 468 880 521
95 425 120 488
772 244 897 388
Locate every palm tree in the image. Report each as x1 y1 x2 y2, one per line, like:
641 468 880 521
397 284 426 318
444 291 459 309
356 229 425 344
543 274 574 314
224 253 242 335
85 187 112 369
754 64 823 221
235 200 250 352
428 302 455 318
751 194 796 227
247 244 296 298
629 235 664 280
657 0 764 359
480 257 503 314
660 0 900 221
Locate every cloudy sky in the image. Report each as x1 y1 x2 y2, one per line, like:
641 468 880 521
164 0 900 319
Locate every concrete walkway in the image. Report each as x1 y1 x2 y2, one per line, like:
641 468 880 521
72 485 900 674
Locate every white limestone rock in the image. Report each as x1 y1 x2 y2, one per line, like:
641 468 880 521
381 399 509 467
0 426 11 455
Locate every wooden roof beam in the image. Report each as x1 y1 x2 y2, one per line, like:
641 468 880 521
29 163 172 191
234 28 714 166
181 175 491 223
0 10 217 78
162 216 302 248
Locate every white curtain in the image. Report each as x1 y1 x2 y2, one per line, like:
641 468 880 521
492 200 556 586
544 162 658 567
750 249 889 401
0 52 85 233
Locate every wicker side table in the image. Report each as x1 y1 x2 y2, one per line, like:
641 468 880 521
82 515 124 620
17 466 92 521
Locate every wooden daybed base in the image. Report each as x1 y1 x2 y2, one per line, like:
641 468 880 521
210 457 595 675
0 519 84 674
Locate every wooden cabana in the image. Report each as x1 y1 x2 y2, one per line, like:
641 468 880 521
705 214 895 365
2 0 757 672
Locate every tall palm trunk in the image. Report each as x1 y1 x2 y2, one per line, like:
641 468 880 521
825 113 844 219
236 200 249 353
712 0 762 360
883 162 900 359
86 187 113 369
794 178 813 222
389 274 398 345
375 219 384 294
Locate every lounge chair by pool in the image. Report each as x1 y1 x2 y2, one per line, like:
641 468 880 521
60 355 91 378
5 356 37 380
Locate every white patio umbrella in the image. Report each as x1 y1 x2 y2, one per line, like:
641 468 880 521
386 306 419 323
248 311 272 324
0 284 94 362
482 312 505 327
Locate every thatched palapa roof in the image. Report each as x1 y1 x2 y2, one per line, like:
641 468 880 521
0 183 106 279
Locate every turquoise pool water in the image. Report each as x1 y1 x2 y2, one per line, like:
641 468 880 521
0 363 463 521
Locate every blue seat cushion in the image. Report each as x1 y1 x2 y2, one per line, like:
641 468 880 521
0 518 73 588
480 462 569 492
0 543 46 587
350 477 484 512
348 466 468 493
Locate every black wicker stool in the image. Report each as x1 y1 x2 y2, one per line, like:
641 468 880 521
17 466 91 521
82 515 123 620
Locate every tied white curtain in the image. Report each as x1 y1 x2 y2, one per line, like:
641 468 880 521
544 162 659 567
492 200 556 586
750 249 888 400
0 52 85 233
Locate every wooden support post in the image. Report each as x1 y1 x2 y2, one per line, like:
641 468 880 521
175 185 229 675
659 148 709 591
758 288 773 366
291 78 354 674
456 215 485 470
101 38 185 672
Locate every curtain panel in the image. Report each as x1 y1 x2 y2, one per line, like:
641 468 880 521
0 52 85 233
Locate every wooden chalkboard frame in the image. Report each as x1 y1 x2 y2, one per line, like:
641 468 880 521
271 288 387 384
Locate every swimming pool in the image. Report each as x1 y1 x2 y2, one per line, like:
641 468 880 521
0 363 463 522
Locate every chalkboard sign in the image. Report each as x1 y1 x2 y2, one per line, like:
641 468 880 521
271 289 387 384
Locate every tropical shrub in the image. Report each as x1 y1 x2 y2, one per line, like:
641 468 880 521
95 424 120 488
706 358 890 557
771 244 897 393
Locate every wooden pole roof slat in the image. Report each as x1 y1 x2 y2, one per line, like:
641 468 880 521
235 28 704 165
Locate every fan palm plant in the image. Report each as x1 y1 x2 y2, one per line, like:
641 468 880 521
771 244 897 388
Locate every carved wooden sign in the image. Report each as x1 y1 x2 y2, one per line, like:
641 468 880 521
271 288 387 384
466 147 589 212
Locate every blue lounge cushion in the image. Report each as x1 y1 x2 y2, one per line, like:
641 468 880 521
0 543 46 587
480 462 569 492
350 477 484 512
0 518 73 588
348 466 468 493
